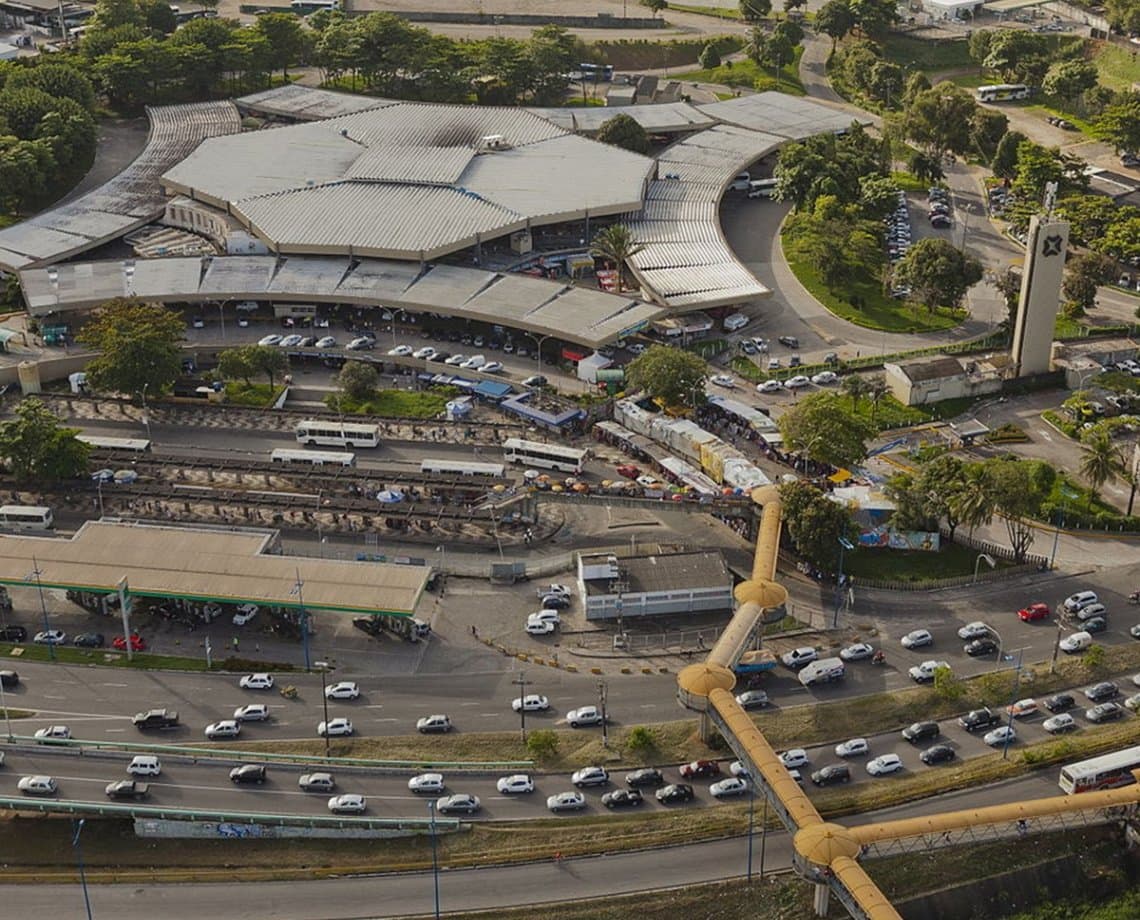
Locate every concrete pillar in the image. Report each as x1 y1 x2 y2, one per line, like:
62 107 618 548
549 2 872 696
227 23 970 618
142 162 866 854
812 882 829 916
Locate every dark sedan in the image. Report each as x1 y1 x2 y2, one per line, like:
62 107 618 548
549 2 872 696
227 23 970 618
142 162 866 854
73 633 105 648
625 768 664 788
655 783 694 804
920 744 956 766
1085 682 1119 703
229 764 267 784
964 638 999 657
601 789 643 808
1044 693 1075 712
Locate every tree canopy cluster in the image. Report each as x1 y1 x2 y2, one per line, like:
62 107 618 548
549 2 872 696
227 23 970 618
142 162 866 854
778 479 860 571
625 345 707 408
892 238 983 314
0 61 98 211
76 299 186 396
0 398 90 482
777 391 878 468
997 138 1090 231
217 344 290 389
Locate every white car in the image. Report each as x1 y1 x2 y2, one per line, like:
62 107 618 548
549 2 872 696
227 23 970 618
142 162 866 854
866 754 903 776
983 725 1016 747
1060 631 1093 653
540 584 573 598
299 772 336 792
461 354 486 370
128 756 162 777
956 621 991 640
34 725 71 742
408 773 445 794
784 375 811 389
279 334 304 348
730 760 752 778
205 720 241 740
33 630 67 645
412 346 437 360
781 647 818 669
512 694 550 713
232 603 258 626
258 334 282 346
627 343 647 355
233 704 270 722
480 361 503 374
835 738 869 758
839 643 874 662
346 337 374 350
529 610 561 627
416 714 452 733
757 379 783 393
17 775 58 796
710 374 736 388
710 777 749 799
315 336 337 348
566 706 604 728
328 793 366 814
546 791 586 812
525 618 555 636
571 766 610 787
240 673 274 690
1063 591 1098 613
901 629 933 649
779 749 809 769
318 718 354 737
445 354 467 366
496 774 535 794
1043 713 1077 733
811 371 838 385
325 681 360 700
908 660 951 683
436 793 481 815
388 345 413 356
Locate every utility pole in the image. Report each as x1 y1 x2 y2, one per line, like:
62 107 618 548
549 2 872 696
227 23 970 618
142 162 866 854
320 666 331 758
597 680 609 748
512 671 531 742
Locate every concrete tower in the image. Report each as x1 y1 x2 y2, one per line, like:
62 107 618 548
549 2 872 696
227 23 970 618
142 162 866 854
1011 191 1069 377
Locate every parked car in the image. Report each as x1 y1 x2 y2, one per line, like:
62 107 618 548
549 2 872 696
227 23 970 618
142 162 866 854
959 708 1000 733
901 629 933 649
919 744 956 766
781 647 818 669
909 660 951 683
779 749 810 769
1018 603 1050 622
229 764 266 784
1043 713 1078 734
417 714 452 733
839 643 874 661
73 632 105 648
811 764 851 786
34 630 67 645
957 621 991 640
964 638 999 657
299 773 336 792
0 626 27 642
983 726 1017 747
1063 591 1099 613
655 783 694 804
113 633 147 652
1084 681 1119 703
1044 693 1075 712
1007 699 1039 718
496 774 535 795
679 760 721 780
601 788 643 808
835 738 870 758
546 791 587 813
866 754 903 777
625 768 664 788
902 721 940 743
1086 702 1125 723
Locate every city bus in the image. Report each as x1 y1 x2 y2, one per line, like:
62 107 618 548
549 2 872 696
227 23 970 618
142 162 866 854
976 84 1031 102
271 449 356 468
294 420 381 448
420 458 506 477
502 438 588 474
1059 745 1140 794
0 505 54 530
77 435 152 453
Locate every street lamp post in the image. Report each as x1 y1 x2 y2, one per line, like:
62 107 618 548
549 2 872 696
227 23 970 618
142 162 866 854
746 779 756 881
291 568 311 672
521 332 554 378
29 556 53 661
512 670 531 742
72 818 94 920
0 672 14 740
833 537 854 627
140 383 151 441
973 552 996 584
319 666 331 758
1002 647 1027 760
1049 488 1077 570
1050 616 1067 675
597 679 609 748
428 800 441 919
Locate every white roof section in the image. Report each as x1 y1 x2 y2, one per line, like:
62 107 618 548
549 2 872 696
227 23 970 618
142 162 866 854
0 102 241 272
161 102 654 263
528 101 717 134
236 84 396 120
19 255 665 348
696 93 856 138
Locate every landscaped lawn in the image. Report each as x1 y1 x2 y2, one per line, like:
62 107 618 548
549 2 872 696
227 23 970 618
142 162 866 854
842 538 1011 584
223 383 285 408
1094 42 1140 93
327 389 450 419
882 36 973 73
676 47 804 95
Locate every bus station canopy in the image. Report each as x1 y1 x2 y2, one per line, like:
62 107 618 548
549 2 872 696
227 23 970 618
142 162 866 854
985 0 1048 12
0 521 427 617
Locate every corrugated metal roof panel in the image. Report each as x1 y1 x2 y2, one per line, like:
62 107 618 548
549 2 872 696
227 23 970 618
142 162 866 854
696 92 858 138
236 85 396 120
345 145 473 184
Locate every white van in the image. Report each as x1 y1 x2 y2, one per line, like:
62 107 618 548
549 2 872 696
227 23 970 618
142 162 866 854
798 657 845 687
1063 591 1098 613
748 178 778 199
1059 631 1092 653
729 171 751 191
127 755 161 776
723 312 749 332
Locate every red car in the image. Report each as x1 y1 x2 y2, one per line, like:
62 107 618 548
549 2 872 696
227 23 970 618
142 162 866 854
615 464 641 480
113 634 147 652
1018 603 1050 622
679 759 721 780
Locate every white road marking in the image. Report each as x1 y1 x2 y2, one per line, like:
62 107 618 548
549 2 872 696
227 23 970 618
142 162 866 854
102 683 129 688
364 704 385 709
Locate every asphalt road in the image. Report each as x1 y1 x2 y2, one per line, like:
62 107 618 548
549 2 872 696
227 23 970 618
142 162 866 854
0 770 1069 920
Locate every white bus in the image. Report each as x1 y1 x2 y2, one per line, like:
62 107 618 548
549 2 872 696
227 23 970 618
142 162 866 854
420 458 506 477
976 84 1031 102
294 420 381 448
747 178 778 199
76 435 152 453
503 438 588 474
0 505 54 530
271 449 356 468
1059 746 1140 794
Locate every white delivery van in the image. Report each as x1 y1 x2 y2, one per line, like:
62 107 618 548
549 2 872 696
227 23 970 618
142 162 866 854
729 171 751 191
723 312 749 332
799 657 845 687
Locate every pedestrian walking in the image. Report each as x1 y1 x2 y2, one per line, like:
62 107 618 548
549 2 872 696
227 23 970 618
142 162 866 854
232 636 239 652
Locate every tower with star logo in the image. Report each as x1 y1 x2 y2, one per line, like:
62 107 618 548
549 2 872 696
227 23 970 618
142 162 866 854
1011 182 1069 376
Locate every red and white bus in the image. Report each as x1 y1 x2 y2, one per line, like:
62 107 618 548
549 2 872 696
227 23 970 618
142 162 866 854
1059 745 1140 794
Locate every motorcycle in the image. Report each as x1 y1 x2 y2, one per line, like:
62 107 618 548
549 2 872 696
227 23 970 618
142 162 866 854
871 650 885 666
1130 592 1140 605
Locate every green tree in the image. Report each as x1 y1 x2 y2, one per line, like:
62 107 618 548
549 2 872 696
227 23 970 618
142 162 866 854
1089 95 1140 155
139 0 177 34
783 207 882 289
778 391 877 467
5 63 96 110
1078 430 1121 510
992 267 1021 332
815 0 854 51
840 373 868 411
986 458 1054 563
77 299 185 397
970 107 1008 161
949 462 997 539
892 238 983 313
858 175 898 219
337 360 378 402
1041 59 1098 109
1056 194 1122 247
932 665 965 701
1104 0 1140 33
864 374 889 425
778 479 859 571
590 223 645 293
596 113 650 156
900 81 978 160
0 397 91 482
1093 215 1140 264
526 729 559 760
991 129 1026 179
254 12 305 78
749 31 796 85
624 725 656 758
248 345 289 388
966 28 994 66
625 345 707 408
773 17 804 46
698 43 721 70
217 346 257 387
640 0 667 17
885 469 942 532
1063 252 1115 313
783 0 806 16
740 0 771 21
906 150 944 185
848 0 899 39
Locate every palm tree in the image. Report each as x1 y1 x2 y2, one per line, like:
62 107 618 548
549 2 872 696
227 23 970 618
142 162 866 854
590 224 646 294
1079 430 1122 509
949 464 995 540
841 374 868 411
865 375 890 424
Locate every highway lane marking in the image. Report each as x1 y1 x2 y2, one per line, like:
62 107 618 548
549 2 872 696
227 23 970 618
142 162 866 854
102 683 129 687
42 695 66 700
374 717 398 723
105 728 126 733
364 704 385 709
23 709 132 721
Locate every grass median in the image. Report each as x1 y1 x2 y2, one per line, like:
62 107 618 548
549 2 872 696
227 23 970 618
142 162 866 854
0 642 295 674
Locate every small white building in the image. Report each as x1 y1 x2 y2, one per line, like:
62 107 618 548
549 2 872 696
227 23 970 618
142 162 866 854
577 352 613 384
577 550 732 622
922 0 984 18
884 354 1003 406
